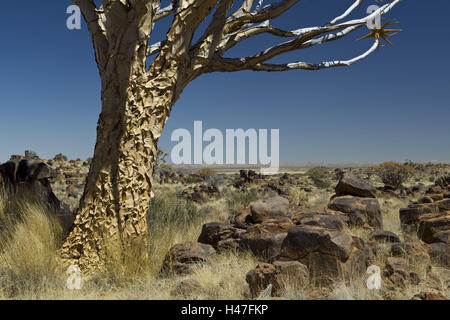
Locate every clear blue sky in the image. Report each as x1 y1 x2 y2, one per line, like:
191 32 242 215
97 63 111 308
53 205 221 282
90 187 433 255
0 1 449 163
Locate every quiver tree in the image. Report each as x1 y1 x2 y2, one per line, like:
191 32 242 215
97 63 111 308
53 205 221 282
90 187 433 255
61 0 401 272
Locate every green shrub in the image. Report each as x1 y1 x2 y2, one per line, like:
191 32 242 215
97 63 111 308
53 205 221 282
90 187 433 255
307 167 331 190
374 161 415 189
226 191 258 214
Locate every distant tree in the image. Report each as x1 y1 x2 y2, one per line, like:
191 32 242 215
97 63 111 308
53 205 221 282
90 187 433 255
62 0 401 272
307 167 331 190
375 161 415 189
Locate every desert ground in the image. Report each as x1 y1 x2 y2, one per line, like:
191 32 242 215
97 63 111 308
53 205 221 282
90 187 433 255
0 151 448 300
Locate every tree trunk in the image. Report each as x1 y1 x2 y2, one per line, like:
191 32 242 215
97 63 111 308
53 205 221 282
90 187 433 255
60 59 182 274
60 2 197 272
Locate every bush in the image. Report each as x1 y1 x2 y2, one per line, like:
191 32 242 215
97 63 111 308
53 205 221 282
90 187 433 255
226 191 258 214
307 167 331 190
374 161 415 189
205 174 225 189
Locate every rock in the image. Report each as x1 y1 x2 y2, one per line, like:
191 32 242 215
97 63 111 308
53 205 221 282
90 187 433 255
161 242 216 275
383 257 414 289
245 261 309 298
418 196 434 204
399 205 433 229
372 230 401 243
427 242 450 267
431 194 444 202
238 218 293 258
240 232 287 259
328 196 382 229
0 159 74 233
198 222 244 249
232 212 253 228
279 225 366 285
335 173 376 198
385 257 409 278
293 212 348 231
435 199 450 212
280 225 354 262
418 216 450 244
391 241 428 257
411 292 448 300
250 196 290 223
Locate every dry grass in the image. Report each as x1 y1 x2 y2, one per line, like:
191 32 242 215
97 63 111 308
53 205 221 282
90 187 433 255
0 177 447 300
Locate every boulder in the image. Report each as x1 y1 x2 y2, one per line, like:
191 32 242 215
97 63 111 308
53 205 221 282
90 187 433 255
161 242 216 275
198 222 244 249
279 225 367 285
418 216 450 244
328 196 382 229
293 212 348 231
240 232 287 259
384 257 413 289
372 230 401 243
0 159 74 233
250 196 289 223
385 257 409 278
399 204 433 228
238 218 293 258
335 173 376 198
245 261 308 298
427 243 450 267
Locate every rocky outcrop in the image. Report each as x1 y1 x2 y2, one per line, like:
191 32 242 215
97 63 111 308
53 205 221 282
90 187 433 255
161 242 216 275
198 219 292 259
328 196 382 229
399 174 450 267
327 173 383 229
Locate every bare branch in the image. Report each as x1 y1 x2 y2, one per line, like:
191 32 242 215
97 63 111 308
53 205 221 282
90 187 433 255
252 38 381 71
329 0 363 25
154 0 178 22
73 0 109 70
223 0 299 34
208 0 400 71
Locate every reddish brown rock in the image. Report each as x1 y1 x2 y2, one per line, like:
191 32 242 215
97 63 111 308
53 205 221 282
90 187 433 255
293 212 348 231
246 261 308 298
328 196 382 229
335 172 377 198
161 242 216 275
198 222 244 249
250 196 290 223
279 225 367 285
372 230 401 243
418 216 450 244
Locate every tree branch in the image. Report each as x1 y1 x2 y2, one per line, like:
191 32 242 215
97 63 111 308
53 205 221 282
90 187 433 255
207 0 400 72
